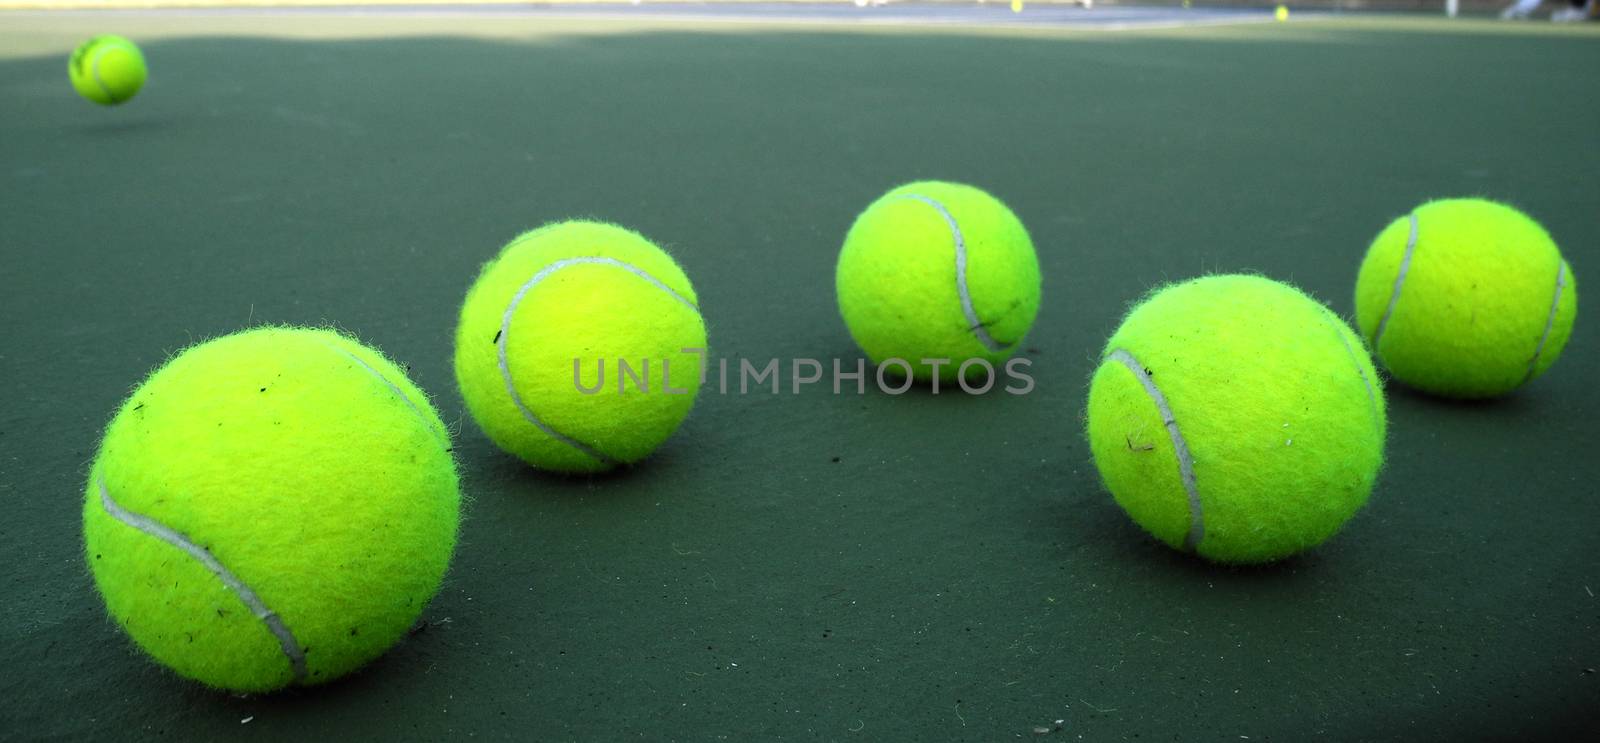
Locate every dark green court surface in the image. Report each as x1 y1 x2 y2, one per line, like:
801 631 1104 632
2 11 1596 741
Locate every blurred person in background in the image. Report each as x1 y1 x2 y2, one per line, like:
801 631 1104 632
1502 0 1595 20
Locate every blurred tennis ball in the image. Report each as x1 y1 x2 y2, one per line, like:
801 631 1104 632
69 35 146 106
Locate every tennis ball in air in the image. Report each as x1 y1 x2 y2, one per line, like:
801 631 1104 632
69 35 147 105
84 327 460 693
836 181 1041 382
1086 275 1385 564
1354 198 1577 399
455 221 707 473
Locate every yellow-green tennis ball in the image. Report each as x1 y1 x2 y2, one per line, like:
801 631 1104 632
454 221 707 473
69 35 147 106
1086 275 1386 564
83 327 460 693
1354 198 1578 399
836 181 1041 382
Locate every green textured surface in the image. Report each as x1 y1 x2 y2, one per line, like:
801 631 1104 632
1 12 1597 741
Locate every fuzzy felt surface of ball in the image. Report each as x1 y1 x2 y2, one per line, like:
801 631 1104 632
1086 275 1386 564
454 221 707 473
1354 198 1577 398
836 181 1041 382
83 327 461 692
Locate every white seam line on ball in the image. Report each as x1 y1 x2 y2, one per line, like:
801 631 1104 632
97 476 308 682
322 342 451 452
91 47 117 103
1319 308 1381 423
1523 261 1568 384
1373 212 1419 350
498 256 697 465
1109 348 1204 552
897 194 1007 353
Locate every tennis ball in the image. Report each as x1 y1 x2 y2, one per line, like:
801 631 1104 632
836 181 1041 382
1086 275 1385 564
454 221 707 473
1354 198 1577 399
69 35 147 106
84 327 460 693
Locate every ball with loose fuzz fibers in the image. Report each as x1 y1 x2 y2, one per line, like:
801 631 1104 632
84 327 461 693
69 35 146 105
836 181 1041 382
455 221 707 473
1354 198 1577 399
1086 275 1386 564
